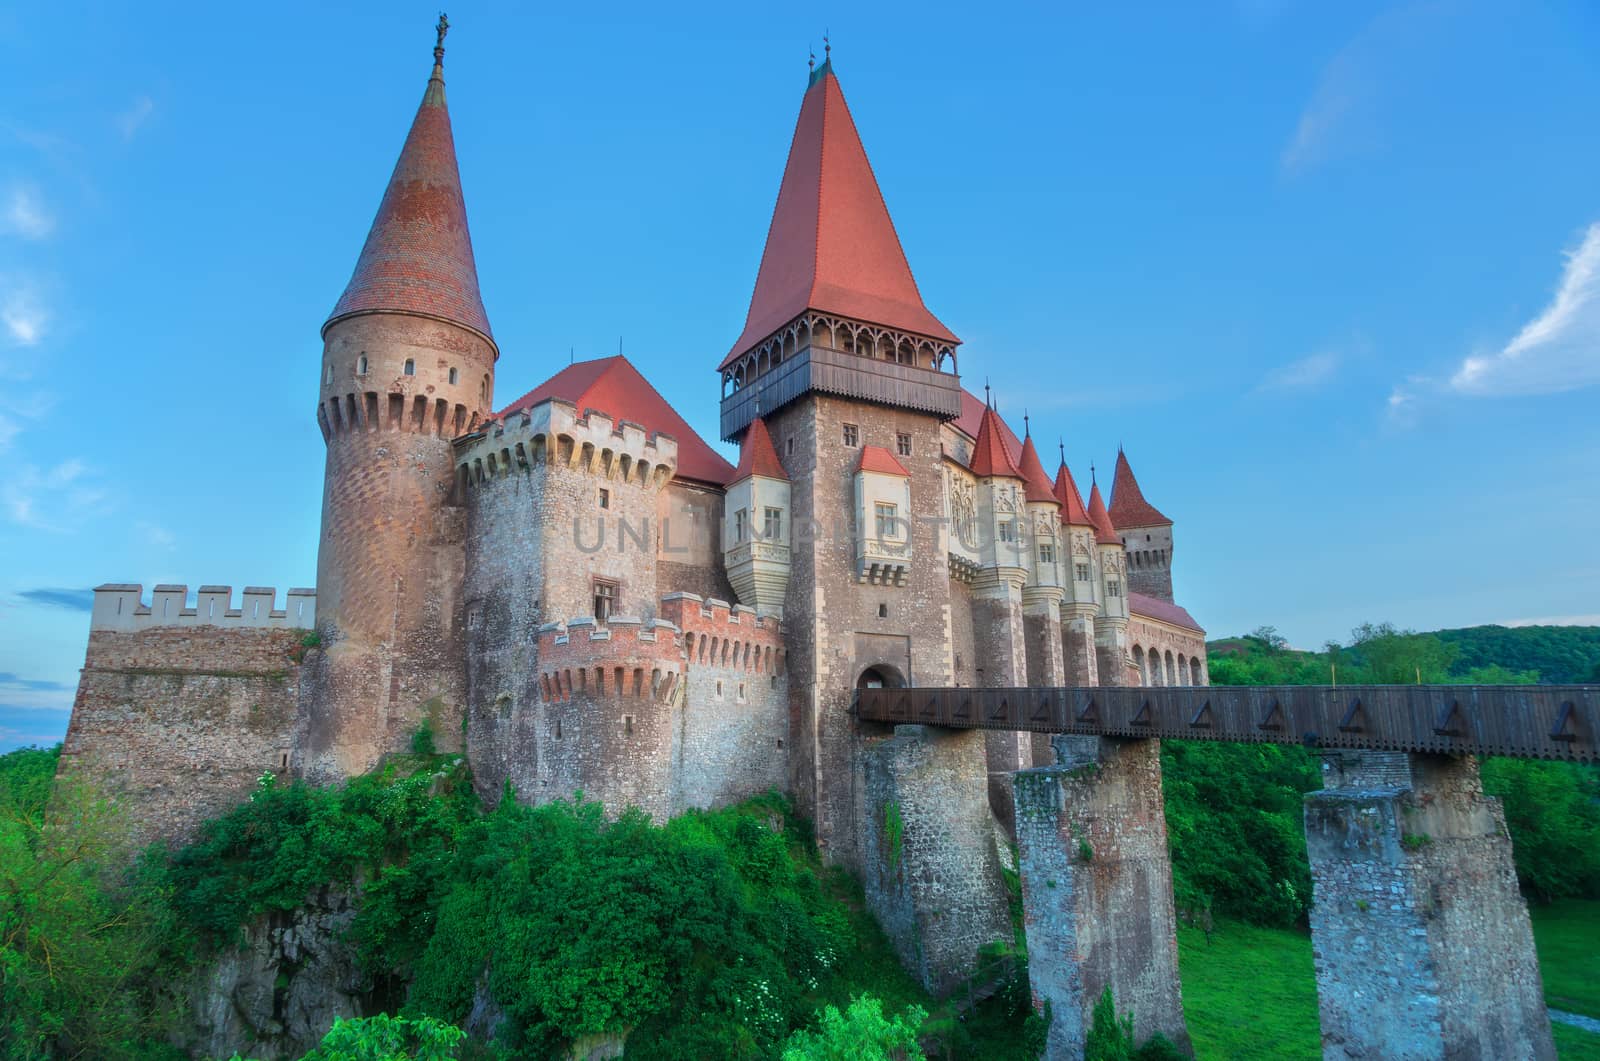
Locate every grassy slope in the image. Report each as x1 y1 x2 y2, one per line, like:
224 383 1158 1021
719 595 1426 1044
1177 903 1600 1060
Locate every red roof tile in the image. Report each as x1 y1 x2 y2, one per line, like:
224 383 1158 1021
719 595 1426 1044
326 53 493 346
1108 450 1171 527
496 356 735 486
722 62 957 368
1054 462 1092 526
953 389 1023 464
1129 592 1204 634
1016 434 1058 505
1087 482 1120 546
968 402 1022 479
856 444 910 476
733 416 788 481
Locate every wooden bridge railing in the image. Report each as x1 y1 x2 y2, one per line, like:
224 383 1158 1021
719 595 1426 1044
853 685 1599 762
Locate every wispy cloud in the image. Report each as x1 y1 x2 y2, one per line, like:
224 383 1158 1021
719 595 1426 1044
1256 350 1340 393
1 278 49 346
17 588 94 613
116 95 154 141
2 184 52 239
2 459 108 531
0 672 73 693
135 521 175 550
1449 222 1600 397
1499 614 1600 629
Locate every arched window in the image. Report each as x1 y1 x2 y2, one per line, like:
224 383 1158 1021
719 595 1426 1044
448 367 459 385
481 375 490 404
325 365 333 384
357 355 368 375
403 358 416 376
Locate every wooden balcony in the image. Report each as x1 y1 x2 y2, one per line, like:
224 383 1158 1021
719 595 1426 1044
721 344 964 440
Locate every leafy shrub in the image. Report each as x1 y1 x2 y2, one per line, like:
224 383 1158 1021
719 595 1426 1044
780 995 926 1060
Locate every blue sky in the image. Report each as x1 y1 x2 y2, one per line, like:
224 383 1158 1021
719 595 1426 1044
2 1 1598 750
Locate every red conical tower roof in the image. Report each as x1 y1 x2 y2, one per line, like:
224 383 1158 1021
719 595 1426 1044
969 402 1022 480
325 23 494 348
721 59 957 368
1054 460 1092 527
733 416 788 481
1087 481 1120 546
1108 449 1171 527
1016 430 1058 505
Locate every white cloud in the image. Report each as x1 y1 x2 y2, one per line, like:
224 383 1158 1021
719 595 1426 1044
1 280 48 346
1257 350 1340 392
1449 222 1600 397
2 185 52 239
1 459 108 532
1499 614 1600 628
117 96 154 141
136 521 175 550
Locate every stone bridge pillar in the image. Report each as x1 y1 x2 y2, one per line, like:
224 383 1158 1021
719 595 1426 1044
1023 588 1066 767
1015 735 1189 1059
859 724 1014 996
973 570 1031 829
1304 750 1554 1061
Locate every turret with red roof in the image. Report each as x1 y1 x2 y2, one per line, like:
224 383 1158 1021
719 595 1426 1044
1109 449 1176 604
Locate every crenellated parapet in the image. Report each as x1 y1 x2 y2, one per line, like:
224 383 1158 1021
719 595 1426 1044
660 593 786 677
535 616 685 706
454 398 678 493
90 584 315 632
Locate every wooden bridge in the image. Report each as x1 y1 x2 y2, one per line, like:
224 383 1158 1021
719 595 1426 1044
855 684 1599 762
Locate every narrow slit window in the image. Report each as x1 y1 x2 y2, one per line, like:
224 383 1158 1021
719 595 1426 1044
403 358 416 376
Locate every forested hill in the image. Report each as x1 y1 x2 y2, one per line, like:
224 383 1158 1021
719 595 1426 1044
1209 622 1600 685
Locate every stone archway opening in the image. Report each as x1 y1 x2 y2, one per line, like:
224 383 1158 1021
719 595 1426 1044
857 664 905 690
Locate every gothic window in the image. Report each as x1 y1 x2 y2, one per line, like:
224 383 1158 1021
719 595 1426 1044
763 506 782 540
1038 541 1056 564
1107 579 1122 598
734 508 748 542
998 520 1015 543
481 375 490 404
403 359 415 376
875 502 899 539
843 423 859 447
1075 562 1091 582
896 433 912 456
448 367 459 384
357 355 368 375
592 579 618 623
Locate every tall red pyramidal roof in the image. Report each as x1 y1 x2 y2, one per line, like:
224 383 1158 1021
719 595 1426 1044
1087 481 1120 546
1054 461 1092 526
325 23 494 347
733 416 788 480
969 402 1022 479
1016 431 1058 505
1108 450 1171 527
722 59 957 368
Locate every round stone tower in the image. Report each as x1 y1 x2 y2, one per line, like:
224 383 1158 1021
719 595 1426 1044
306 19 497 779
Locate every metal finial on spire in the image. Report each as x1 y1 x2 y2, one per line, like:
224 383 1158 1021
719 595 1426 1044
824 30 831 59
984 379 992 408
1059 438 1066 464
1091 461 1097 486
434 12 450 65
809 45 815 72
1023 409 1031 438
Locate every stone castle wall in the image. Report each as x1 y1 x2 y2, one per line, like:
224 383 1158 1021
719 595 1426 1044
1127 615 1207 687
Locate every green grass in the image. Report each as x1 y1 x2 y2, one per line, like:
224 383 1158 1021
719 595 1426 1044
1554 1023 1600 1061
1532 900 1600 1019
1176 919 1320 1061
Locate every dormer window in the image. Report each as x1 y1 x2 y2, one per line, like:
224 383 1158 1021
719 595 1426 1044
403 359 416 376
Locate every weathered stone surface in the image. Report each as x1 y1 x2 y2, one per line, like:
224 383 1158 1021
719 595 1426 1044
1305 750 1555 1061
1015 736 1189 1059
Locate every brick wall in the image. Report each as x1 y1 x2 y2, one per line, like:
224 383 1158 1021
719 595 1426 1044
60 627 304 846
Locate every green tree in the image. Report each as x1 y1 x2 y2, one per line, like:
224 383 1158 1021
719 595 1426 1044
780 996 926 1061
1346 622 1457 683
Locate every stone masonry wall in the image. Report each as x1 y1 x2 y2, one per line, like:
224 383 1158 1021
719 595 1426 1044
60 626 304 846
1015 736 1189 1059
1304 750 1554 1060
859 725 1013 996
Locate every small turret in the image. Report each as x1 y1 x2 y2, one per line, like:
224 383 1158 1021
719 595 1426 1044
725 416 792 615
1016 421 1063 591
1088 472 1134 685
1108 449 1174 603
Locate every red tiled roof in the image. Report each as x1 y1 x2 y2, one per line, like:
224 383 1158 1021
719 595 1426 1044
1108 450 1171 527
733 416 788 481
1054 462 1092 526
1087 482 1120 546
968 402 1022 479
1129 591 1204 634
325 56 493 346
953 389 1023 463
721 62 957 368
856 444 910 476
1016 434 1058 505
496 356 735 485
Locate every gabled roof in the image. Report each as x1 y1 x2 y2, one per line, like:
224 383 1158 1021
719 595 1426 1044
325 44 493 347
1087 481 1120 546
1054 461 1093 526
733 416 788 481
722 61 957 368
1129 592 1204 634
968 402 1022 480
496 356 735 486
1108 450 1172 528
856 444 910 476
1016 434 1058 505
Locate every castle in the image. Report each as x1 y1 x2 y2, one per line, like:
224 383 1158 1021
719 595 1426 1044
60 23 1207 1008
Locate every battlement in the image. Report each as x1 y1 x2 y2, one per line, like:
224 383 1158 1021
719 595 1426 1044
91 584 315 632
535 616 685 706
455 398 679 492
660 592 786 676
